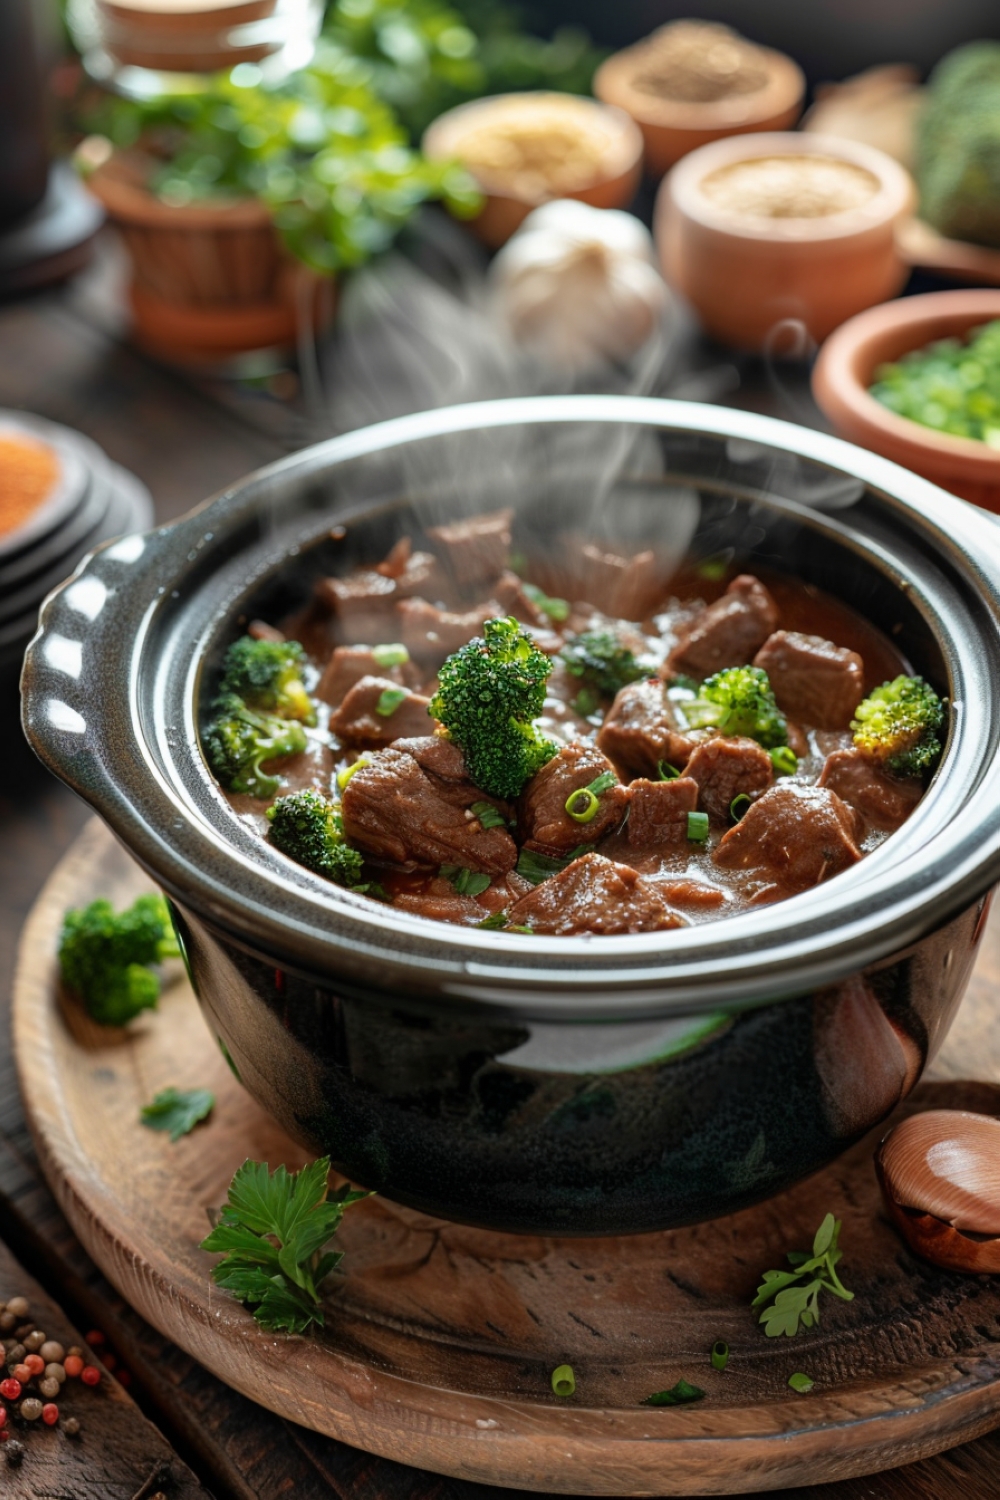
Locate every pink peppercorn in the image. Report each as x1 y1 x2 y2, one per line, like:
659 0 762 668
0 1380 21 1402
42 1403 59 1426
63 1355 83 1378
0 1405 6 1428
23 1354 44 1377
81 1365 101 1387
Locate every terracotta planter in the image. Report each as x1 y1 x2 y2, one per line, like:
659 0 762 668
812 289 1000 515
655 132 914 351
95 0 280 72
422 94 643 249
594 36 804 179
86 151 332 363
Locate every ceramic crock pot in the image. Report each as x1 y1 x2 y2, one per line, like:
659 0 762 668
21 396 1000 1235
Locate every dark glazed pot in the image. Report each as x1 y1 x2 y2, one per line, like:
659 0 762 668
21 397 1000 1235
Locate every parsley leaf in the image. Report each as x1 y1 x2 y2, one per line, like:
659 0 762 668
140 1087 214 1142
644 1379 705 1406
515 844 593 886
752 1213 854 1338
201 1157 369 1334
439 864 491 897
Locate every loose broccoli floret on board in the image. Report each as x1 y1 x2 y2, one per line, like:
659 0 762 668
851 675 945 778
428 615 557 798
916 41 1000 249
559 630 650 698
219 635 316 725
59 894 180 1026
267 788 365 887
682 666 789 749
203 692 308 799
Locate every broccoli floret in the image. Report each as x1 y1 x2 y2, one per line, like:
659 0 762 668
266 789 364 887
428 615 557 798
559 630 650 699
851 675 945 778
203 692 308 799
219 635 316 725
59 894 180 1026
682 666 788 748
916 42 1000 249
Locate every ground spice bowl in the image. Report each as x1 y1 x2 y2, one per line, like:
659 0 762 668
20 395 1000 1235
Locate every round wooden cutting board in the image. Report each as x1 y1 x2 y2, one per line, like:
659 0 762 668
12 818 1000 1495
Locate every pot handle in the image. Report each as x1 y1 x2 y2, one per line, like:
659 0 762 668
20 524 171 819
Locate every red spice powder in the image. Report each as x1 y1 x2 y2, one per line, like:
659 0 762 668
0 434 60 538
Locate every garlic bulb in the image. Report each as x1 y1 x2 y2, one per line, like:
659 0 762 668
489 199 668 371
876 1109 1000 1273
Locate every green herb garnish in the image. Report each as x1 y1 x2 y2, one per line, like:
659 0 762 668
729 794 751 822
372 643 409 668
141 1086 215 1142
551 1364 576 1397
375 686 408 717
470 800 507 830
686 811 710 843
201 1157 368 1334
563 771 617 823
440 865 491 897
571 686 602 718
515 844 592 885
644 1379 705 1406
696 555 730 581
657 761 681 780
752 1213 854 1338
710 1341 729 1371
788 1372 815 1393
769 746 798 777
523 581 570 623
476 909 509 929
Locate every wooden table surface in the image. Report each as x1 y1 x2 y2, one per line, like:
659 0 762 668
2 235 999 1499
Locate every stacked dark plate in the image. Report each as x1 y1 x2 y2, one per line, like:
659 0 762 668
0 410 152 678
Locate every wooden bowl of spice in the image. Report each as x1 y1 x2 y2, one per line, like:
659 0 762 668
655 132 914 351
594 20 804 179
422 93 643 249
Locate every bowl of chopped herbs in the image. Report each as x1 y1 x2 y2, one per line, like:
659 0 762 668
813 288 1000 515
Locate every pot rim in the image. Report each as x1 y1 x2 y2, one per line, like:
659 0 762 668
593 40 804 131
20 394 1000 1021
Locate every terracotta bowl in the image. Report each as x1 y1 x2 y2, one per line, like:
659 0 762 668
422 93 643 249
594 38 804 178
655 132 914 352
96 0 279 71
812 289 1000 515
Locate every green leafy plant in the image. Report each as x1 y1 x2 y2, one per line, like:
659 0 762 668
59 894 180 1026
643 1379 705 1406
141 1087 215 1142
84 42 480 273
201 1157 369 1333
752 1213 854 1338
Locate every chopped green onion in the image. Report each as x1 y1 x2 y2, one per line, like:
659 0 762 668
476 909 508 929
770 746 798 777
337 757 369 790
788 1372 814 1394
657 760 681 780
587 771 616 796
515 845 592 885
565 788 599 822
572 686 601 718
710 1341 729 1371
523 581 570 623
470 800 507 831
550 1364 576 1397
687 811 710 843
372 643 409 668
643 1379 705 1406
440 865 491 897
375 686 408 717
507 923 535 934
729 794 751 822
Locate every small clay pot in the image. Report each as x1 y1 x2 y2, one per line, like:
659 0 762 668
654 132 914 352
812 289 1000 515
594 36 804 178
84 150 332 364
96 0 279 72
422 93 643 250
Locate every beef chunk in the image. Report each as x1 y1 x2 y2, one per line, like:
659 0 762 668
683 735 773 821
316 646 415 705
341 742 516 874
391 736 512 822
519 743 628 853
316 569 398 643
373 536 444 597
597 678 705 780
392 888 488 925
248 618 285 643
328 676 435 747
753 630 865 730
627 777 699 848
427 508 513 590
713 784 861 898
506 853 685 935
494 570 547 628
668 574 779 677
818 748 923 832
574 542 660 619
397 597 502 667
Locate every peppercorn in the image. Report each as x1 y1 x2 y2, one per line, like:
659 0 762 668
6 1344 25 1366
41 1403 59 1427
39 1378 60 1399
23 1354 44 1377
39 1341 64 1365
2 1376 24 1397
63 1355 83 1379
66 1346 83 1359
80 1366 100 1387
14 1324 34 1342
4 1438 25 1466
23 1332 45 1353
6 1300 29 1321
12 1364 32 1383
0 1405 6 1428
63 1417 80 1437
19 1398 43 1421
84 1330 104 1348
0 1314 14 1334
44 1363 65 1384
